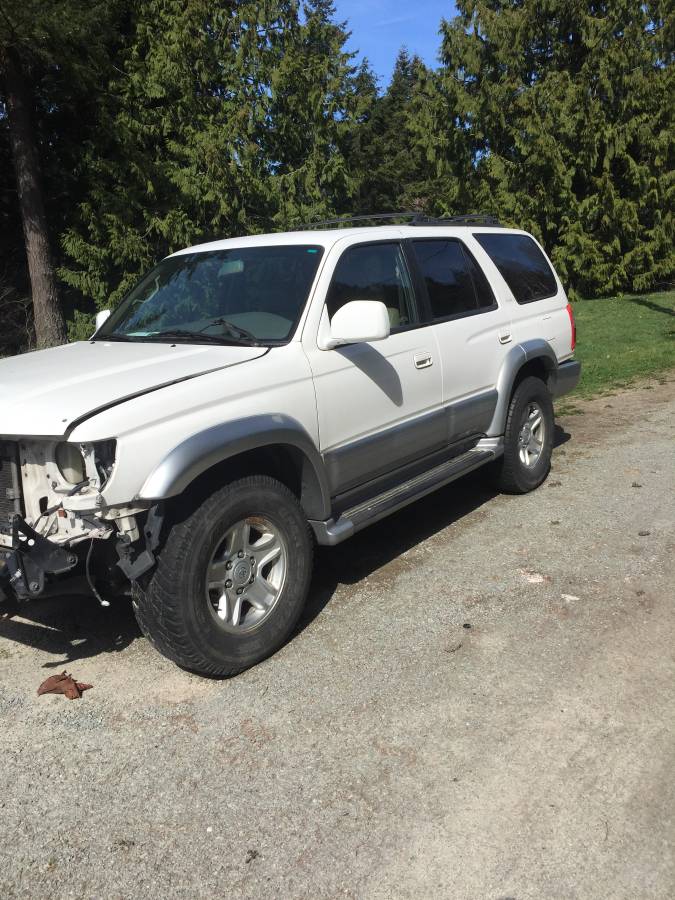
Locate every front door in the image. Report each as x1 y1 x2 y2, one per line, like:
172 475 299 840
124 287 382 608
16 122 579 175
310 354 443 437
303 240 443 497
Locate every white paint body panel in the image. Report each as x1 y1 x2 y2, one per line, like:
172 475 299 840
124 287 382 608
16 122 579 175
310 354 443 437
0 223 576 545
468 229 573 361
409 229 516 404
300 231 442 455
69 343 319 506
0 340 266 438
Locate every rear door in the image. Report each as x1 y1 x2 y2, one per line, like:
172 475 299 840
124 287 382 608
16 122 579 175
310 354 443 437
408 235 512 445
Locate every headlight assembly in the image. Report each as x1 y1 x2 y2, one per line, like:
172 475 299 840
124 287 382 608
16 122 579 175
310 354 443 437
55 442 86 485
54 440 117 489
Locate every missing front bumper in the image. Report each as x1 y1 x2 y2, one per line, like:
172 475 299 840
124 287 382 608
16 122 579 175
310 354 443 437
0 517 78 600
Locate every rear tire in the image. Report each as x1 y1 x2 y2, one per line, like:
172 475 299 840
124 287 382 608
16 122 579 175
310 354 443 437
491 375 554 494
133 475 313 677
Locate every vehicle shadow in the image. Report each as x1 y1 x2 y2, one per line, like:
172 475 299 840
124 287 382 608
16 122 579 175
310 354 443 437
297 470 496 636
297 427 572 636
553 422 571 448
0 578 140 669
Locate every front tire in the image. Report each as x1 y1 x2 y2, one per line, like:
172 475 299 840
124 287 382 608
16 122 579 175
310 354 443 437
491 375 554 494
133 475 313 677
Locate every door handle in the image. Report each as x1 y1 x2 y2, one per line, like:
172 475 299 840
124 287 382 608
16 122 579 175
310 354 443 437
414 353 433 369
498 332 512 344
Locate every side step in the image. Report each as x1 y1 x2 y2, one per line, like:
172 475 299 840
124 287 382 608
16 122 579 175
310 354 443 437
311 449 495 546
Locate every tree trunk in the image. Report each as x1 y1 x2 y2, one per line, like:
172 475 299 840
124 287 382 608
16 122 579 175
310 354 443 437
4 50 67 349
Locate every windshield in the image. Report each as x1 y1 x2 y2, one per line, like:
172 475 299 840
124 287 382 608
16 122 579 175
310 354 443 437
96 245 325 345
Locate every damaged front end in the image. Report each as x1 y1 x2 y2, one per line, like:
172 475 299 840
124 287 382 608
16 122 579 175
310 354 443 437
1 516 79 599
0 438 161 606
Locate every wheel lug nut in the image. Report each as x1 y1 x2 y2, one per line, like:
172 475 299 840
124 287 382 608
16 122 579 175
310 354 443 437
236 588 243 595
238 550 244 558
225 579 232 588
250 556 255 564
249 576 254 583
226 561 232 570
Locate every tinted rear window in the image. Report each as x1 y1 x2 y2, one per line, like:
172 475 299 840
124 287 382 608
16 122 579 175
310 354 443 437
412 240 475 318
474 233 557 303
412 240 496 319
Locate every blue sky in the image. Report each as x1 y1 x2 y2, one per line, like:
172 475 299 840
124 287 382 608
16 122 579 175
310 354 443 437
334 0 457 88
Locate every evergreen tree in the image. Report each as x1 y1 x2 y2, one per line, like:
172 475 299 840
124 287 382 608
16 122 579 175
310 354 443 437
266 0 367 226
401 53 474 217
60 0 371 307
440 0 674 297
2 0 671 340
60 0 298 309
0 1 112 345
352 47 471 218
356 48 424 212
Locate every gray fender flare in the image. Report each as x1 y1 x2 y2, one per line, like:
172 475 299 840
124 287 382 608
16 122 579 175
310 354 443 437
487 339 558 437
139 415 331 520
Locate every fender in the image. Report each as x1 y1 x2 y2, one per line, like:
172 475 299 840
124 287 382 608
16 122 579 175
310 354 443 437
139 414 332 520
487 339 558 437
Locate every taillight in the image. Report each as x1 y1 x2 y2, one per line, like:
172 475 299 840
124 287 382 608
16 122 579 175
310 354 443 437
566 302 576 351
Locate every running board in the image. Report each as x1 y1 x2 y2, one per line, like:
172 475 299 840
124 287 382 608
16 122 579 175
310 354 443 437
310 449 495 546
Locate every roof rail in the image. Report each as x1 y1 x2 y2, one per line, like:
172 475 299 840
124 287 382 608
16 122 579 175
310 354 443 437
295 211 418 230
410 214 503 227
294 211 503 231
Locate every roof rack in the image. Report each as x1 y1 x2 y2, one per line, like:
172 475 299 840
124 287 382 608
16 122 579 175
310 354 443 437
295 211 418 230
295 211 503 230
410 214 503 227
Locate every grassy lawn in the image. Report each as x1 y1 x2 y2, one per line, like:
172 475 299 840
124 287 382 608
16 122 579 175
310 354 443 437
562 289 675 404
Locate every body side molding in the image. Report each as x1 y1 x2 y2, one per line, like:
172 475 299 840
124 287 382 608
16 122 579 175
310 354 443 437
139 415 331 520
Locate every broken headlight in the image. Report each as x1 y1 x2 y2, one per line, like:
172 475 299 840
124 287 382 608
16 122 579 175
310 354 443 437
92 440 117 488
55 442 86 485
55 440 117 489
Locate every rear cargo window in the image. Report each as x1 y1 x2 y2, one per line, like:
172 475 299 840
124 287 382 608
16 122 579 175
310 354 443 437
474 233 558 304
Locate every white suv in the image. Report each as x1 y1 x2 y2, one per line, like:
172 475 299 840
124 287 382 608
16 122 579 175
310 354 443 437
0 214 580 675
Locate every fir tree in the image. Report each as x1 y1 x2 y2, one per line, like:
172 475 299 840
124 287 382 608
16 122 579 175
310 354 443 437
267 0 366 226
60 0 298 308
440 0 674 297
0 1 113 345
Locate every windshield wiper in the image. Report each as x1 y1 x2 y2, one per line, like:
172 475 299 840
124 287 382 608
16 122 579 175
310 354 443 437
143 329 258 346
200 318 260 344
93 334 138 343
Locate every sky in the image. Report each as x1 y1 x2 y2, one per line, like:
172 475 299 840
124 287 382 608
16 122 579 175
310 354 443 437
334 0 457 88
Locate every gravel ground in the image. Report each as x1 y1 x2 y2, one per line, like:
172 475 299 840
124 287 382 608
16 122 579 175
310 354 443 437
1 379 674 900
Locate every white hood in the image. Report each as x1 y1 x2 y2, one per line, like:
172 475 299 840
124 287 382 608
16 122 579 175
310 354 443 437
0 340 268 438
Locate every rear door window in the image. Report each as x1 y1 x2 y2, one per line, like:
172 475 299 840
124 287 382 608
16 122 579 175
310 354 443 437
411 239 495 320
474 233 557 304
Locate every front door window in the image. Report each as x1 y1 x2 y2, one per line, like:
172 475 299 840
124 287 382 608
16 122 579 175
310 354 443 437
326 242 417 330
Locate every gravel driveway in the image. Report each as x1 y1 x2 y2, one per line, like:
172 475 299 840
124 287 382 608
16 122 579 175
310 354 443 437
2 379 674 900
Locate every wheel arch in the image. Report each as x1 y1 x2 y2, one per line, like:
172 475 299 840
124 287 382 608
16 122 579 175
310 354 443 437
487 340 558 437
138 415 331 521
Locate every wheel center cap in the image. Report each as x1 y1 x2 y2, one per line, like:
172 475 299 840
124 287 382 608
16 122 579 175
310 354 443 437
233 561 251 585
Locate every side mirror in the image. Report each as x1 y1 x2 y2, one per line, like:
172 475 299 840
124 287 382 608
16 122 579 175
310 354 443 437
323 300 390 349
93 309 111 335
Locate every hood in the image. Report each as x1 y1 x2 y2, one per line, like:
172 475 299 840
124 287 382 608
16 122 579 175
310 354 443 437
0 340 268 438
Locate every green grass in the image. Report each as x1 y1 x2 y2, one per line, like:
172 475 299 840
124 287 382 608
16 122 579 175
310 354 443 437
565 289 675 402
